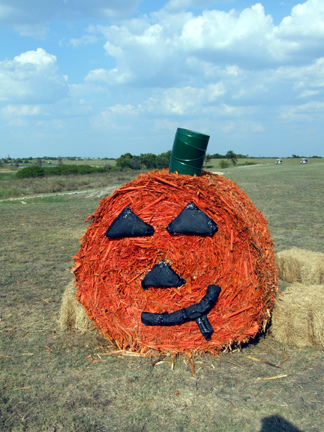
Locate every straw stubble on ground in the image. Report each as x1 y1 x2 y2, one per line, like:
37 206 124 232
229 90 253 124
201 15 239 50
1 161 324 431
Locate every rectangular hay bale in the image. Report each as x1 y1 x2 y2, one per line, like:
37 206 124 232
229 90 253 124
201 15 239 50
276 248 324 284
271 283 324 349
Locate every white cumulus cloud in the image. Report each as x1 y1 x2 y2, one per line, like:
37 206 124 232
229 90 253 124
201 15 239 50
0 48 68 104
86 0 324 91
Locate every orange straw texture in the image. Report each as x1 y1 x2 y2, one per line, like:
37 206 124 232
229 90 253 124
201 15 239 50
73 170 278 354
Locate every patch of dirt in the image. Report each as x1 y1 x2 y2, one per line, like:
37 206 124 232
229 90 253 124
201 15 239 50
0 185 121 202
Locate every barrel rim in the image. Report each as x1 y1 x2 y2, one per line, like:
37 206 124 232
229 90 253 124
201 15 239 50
176 127 210 139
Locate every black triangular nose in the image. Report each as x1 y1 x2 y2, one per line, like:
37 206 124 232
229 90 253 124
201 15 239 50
141 260 186 289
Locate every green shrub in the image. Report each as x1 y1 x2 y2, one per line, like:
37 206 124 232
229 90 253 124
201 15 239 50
15 164 108 178
220 160 230 169
241 161 258 166
15 166 45 179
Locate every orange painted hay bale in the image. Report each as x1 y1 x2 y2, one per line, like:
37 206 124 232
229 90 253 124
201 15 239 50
59 280 95 333
73 169 277 354
276 249 324 285
271 283 324 349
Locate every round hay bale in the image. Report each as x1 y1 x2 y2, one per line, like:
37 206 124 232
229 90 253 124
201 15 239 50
276 248 324 285
271 283 324 349
59 280 95 333
73 169 277 354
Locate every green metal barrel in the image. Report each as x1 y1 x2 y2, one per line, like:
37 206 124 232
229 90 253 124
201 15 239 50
169 128 210 176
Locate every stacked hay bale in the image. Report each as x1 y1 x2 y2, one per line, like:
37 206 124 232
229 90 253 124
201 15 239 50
276 248 324 285
271 249 324 349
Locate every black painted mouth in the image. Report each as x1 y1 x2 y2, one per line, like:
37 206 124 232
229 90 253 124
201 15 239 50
141 284 221 340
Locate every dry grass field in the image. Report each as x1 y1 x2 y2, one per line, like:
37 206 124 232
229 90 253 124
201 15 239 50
1 159 323 431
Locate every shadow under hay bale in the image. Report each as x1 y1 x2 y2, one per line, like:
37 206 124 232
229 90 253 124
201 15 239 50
276 248 324 285
59 280 95 333
271 283 324 349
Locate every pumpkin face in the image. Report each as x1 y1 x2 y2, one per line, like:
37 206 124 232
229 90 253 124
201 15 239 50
73 169 277 354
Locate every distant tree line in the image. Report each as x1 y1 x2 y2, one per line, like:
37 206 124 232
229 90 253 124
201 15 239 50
13 151 171 178
116 151 171 170
3 150 322 178
115 150 243 170
205 150 239 167
211 151 247 159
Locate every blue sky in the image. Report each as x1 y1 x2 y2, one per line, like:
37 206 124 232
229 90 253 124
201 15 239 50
1 0 324 158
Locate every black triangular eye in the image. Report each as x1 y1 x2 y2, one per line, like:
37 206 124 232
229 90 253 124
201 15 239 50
167 202 218 236
106 206 154 239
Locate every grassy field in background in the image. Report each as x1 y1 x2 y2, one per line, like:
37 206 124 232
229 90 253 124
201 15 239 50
0 159 323 431
220 159 324 253
0 171 136 199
